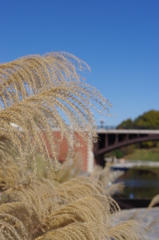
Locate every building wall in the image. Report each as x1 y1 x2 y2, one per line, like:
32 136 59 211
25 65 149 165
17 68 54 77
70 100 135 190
40 130 95 172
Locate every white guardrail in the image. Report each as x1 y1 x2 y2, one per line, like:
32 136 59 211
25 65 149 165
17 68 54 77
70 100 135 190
111 160 159 169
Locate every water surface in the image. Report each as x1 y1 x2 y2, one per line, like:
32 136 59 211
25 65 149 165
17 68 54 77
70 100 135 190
115 167 159 198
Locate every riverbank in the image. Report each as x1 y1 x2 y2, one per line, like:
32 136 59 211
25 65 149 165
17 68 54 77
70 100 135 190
124 147 159 161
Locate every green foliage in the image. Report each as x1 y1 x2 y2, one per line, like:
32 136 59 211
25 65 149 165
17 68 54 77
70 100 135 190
117 110 159 156
141 141 157 148
117 118 133 129
117 110 159 129
105 145 135 159
114 149 124 158
135 110 159 129
124 147 159 161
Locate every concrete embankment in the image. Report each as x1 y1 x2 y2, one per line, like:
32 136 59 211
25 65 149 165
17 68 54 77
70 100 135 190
114 207 159 240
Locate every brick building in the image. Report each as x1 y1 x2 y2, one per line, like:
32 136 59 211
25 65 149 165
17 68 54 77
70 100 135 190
41 129 95 173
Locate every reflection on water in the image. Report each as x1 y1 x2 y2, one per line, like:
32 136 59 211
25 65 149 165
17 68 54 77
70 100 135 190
115 167 159 198
117 179 159 187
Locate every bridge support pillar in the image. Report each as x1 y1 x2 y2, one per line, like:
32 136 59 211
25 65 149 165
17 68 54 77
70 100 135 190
126 134 129 141
95 154 105 167
115 134 118 144
105 134 108 148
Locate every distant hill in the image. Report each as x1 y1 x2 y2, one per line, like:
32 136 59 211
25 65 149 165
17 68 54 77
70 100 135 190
117 110 159 129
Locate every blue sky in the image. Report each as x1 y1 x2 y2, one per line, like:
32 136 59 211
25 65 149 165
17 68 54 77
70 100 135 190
0 0 158 126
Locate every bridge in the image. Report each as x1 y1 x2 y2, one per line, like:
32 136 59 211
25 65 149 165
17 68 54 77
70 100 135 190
94 129 159 166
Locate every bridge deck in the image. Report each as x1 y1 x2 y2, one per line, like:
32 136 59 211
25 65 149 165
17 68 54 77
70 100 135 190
97 129 159 134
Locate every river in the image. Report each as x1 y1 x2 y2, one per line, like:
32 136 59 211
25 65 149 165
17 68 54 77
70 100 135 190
115 166 159 199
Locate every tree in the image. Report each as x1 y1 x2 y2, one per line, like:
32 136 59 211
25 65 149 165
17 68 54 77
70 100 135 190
117 110 159 129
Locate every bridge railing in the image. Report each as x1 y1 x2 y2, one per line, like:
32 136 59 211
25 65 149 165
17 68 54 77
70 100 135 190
97 125 159 130
97 125 116 129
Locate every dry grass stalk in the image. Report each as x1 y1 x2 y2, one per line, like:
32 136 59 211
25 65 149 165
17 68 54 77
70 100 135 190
0 52 111 177
0 175 147 240
118 194 159 237
35 222 109 240
0 176 132 239
0 52 148 239
91 163 124 194
0 156 26 191
137 194 159 232
106 182 124 195
0 164 21 190
0 202 39 239
53 152 83 183
1 179 59 221
109 220 144 240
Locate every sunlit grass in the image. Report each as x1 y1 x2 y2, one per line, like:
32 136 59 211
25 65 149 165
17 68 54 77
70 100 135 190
125 148 159 161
